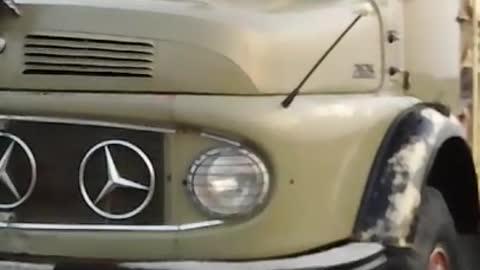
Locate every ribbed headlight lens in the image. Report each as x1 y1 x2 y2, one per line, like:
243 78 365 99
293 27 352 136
187 147 270 218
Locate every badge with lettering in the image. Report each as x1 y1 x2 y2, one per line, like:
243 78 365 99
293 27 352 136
353 64 376 79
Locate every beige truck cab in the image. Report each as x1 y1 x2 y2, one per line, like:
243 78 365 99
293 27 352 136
0 0 478 269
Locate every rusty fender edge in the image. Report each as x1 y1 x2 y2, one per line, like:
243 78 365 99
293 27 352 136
0 243 386 270
353 103 478 246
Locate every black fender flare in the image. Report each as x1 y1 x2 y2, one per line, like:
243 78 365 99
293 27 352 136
353 103 475 246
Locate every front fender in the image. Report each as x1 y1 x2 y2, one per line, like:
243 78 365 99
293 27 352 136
353 104 468 246
0 91 421 260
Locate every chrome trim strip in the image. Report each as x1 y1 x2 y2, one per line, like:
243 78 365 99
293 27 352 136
0 220 223 232
2 0 21 16
0 262 53 270
0 115 243 146
0 256 387 270
120 243 385 270
0 115 176 134
200 133 241 146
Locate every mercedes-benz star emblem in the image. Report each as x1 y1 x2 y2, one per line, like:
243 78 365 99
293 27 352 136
0 132 37 209
79 140 155 220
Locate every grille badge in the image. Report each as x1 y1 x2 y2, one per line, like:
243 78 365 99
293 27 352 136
0 132 37 209
79 140 155 220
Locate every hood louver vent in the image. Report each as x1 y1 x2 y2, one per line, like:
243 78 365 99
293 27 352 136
23 34 154 78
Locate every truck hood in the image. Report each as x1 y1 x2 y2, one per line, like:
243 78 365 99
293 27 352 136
0 0 383 94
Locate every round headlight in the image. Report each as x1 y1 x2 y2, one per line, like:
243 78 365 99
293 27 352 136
187 147 270 218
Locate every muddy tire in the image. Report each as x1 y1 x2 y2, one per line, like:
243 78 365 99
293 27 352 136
386 187 465 270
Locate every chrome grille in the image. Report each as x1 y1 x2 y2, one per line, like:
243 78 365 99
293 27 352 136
0 119 165 226
23 33 154 77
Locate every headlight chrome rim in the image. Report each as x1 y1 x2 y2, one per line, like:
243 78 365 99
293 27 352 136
186 147 270 218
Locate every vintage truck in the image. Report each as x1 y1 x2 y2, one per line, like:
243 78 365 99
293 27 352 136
0 0 478 269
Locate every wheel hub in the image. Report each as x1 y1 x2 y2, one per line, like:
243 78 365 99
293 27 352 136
428 247 449 270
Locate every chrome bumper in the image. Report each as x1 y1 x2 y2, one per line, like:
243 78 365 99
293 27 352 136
0 243 386 270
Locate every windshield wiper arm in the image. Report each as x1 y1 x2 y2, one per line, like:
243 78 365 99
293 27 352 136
282 14 363 108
